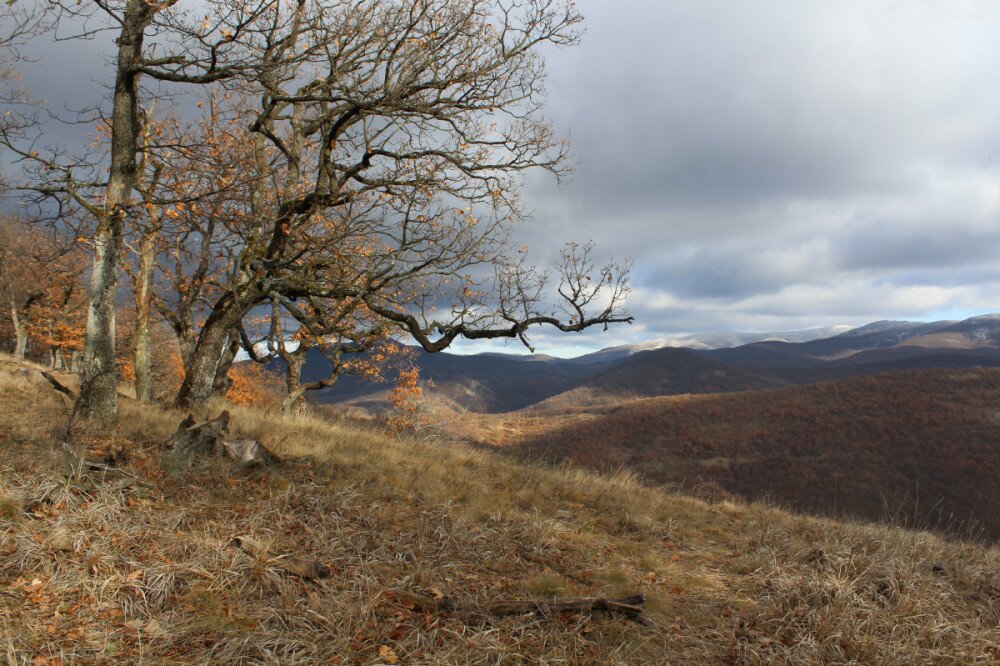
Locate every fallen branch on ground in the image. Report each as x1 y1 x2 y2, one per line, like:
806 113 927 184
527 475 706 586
77 459 154 488
221 439 280 466
384 589 651 626
229 535 332 580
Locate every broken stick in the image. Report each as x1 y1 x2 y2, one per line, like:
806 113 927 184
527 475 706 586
229 535 332 580
384 589 651 626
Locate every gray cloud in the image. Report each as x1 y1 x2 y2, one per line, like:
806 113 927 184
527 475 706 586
9 0 1000 356
503 0 1000 353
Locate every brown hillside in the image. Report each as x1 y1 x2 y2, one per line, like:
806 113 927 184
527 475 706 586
532 348 788 412
899 333 984 349
514 368 1000 541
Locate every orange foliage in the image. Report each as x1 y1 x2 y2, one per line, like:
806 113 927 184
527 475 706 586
388 368 423 414
118 357 135 384
342 339 413 382
225 362 280 407
29 315 85 354
386 367 433 431
17 259 85 360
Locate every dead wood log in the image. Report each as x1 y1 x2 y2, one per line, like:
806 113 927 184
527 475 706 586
229 535 332 580
384 589 651 625
166 413 280 467
221 439 280 466
76 459 154 489
385 588 456 613
485 595 647 620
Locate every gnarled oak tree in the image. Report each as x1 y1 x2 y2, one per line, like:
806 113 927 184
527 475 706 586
7 0 632 416
172 0 632 410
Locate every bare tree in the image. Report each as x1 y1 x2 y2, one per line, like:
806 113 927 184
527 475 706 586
8 0 632 417
173 0 633 410
3 0 277 419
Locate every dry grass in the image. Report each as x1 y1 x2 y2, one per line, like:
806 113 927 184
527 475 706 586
0 355 998 664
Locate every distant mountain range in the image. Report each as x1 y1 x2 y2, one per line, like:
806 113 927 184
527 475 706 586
588 324 855 358
284 314 1000 413
283 314 1000 540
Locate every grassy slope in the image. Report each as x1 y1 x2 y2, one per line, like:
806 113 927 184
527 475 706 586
0 356 998 665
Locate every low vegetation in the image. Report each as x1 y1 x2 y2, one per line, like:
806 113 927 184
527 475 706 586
505 368 1000 541
1 355 998 664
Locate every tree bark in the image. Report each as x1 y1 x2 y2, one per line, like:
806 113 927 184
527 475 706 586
212 329 241 398
76 0 152 420
132 235 154 403
175 292 258 410
9 298 27 360
278 320 308 416
281 353 308 417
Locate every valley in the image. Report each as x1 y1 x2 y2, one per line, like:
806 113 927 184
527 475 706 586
306 315 1000 541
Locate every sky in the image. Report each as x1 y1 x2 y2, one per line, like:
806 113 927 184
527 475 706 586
9 0 1000 357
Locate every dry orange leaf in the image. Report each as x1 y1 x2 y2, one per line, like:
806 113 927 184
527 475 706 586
377 645 399 665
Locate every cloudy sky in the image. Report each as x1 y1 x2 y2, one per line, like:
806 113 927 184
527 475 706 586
500 0 1000 355
11 0 1000 357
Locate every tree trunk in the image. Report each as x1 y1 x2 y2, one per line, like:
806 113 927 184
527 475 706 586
75 217 120 419
212 329 241 398
54 348 65 371
132 235 154 403
163 312 196 375
281 351 307 417
9 299 27 360
76 0 151 421
177 326 196 373
175 293 255 410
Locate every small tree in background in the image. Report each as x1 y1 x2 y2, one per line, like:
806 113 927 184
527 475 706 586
387 368 434 433
0 217 86 365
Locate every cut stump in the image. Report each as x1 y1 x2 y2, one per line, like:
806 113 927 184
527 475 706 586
169 411 230 456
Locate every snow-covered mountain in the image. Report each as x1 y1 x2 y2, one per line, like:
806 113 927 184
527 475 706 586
580 325 855 362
